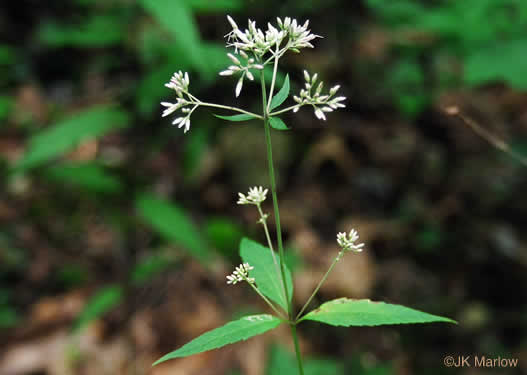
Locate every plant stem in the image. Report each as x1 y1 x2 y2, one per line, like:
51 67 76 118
266 45 280 112
256 205 278 265
194 100 263 120
244 277 286 319
290 324 305 375
259 71 291 318
269 104 301 117
295 252 342 321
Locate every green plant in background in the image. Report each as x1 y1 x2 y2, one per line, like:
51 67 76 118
153 16 456 374
364 0 527 116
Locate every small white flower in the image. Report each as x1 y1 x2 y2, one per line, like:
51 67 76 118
314 108 326 120
227 53 241 65
226 263 255 285
337 229 365 253
237 186 268 205
235 76 244 97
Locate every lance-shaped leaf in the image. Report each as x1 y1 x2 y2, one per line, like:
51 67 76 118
240 238 293 312
300 298 456 326
269 74 290 111
269 117 289 130
14 106 129 171
153 314 282 365
214 113 258 122
136 193 209 264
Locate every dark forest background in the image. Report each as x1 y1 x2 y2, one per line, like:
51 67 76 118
1 0 526 374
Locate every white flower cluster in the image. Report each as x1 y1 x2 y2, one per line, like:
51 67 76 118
165 71 189 97
161 71 196 133
225 16 318 57
293 70 346 121
226 263 255 285
221 16 320 97
337 229 365 253
237 186 268 205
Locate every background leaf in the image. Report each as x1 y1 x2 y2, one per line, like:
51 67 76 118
153 314 282 365
136 193 209 264
14 106 129 171
301 298 456 326
239 238 293 312
214 113 258 122
267 345 344 375
72 285 123 332
43 163 123 194
269 74 290 111
465 38 527 89
269 117 289 130
38 15 125 47
139 0 205 73
185 0 244 12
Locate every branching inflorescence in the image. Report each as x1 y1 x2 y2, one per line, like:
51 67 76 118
155 15 455 375
161 16 346 134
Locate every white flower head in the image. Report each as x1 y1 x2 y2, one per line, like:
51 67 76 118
165 71 190 98
294 70 346 121
161 71 198 133
224 16 320 58
237 186 268 205
337 229 364 253
226 263 255 285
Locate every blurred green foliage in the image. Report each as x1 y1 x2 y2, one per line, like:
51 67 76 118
267 345 345 375
14 106 129 171
0 0 525 368
365 0 527 115
136 193 211 263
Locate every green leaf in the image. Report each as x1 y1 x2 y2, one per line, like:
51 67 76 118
139 0 205 72
38 16 125 47
73 285 123 332
136 193 209 264
465 38 527 89
0 95 12 121
136 64 177 116
185 0 244 12
300 298 456 326
214 113 258 122
43 163 123 193
153 314 282 365
131 254 173 285
0 306 18 328
205 217 244 259
269 117 289 130
14 106 129 171
269 74 290 111
239 238 293 312
0 45 15 65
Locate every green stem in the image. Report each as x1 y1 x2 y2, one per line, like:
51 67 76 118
193 99 263 119
266 45 280 112
295 252 342 321
244 277 286 319
269 104 302 117
290 324 305 375
260 70 291 318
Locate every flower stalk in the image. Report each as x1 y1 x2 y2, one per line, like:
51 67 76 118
160 16 353 375
260 70 292 318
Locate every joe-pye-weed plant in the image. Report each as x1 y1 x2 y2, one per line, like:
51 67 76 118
153 15 456 374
